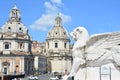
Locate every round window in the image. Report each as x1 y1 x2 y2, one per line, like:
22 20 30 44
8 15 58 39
8 27 11 29
19 27 22 30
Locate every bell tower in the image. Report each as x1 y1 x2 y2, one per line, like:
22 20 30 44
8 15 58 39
9 4 21 22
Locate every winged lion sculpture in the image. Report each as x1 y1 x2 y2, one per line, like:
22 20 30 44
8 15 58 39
63 27 120 80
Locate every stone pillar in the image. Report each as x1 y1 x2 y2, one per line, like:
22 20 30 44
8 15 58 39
0 59 1 72
13 41 16 50
22 58 24 74
25 43 28 52
34 56 38 70
12 58 15 72
19 58 22 73
1 75 3 80
10 60 12 72
14 41 17 50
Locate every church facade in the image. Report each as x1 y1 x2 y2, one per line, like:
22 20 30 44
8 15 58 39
46 15 72 73
0 5 34 75
0 4 72 76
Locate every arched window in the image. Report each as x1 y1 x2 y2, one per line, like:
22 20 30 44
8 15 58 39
4 42 10 49
48 42 49 49
20 43 22 49
18 42 24 49
5 44 9 49
64 42 67 48
64 32 66 35
55 42 58 48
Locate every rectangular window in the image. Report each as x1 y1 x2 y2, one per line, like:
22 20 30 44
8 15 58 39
55 42 58 48
4 68 7 74
5 44 9 49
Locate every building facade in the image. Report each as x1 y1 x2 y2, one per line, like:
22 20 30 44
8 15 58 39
46 15 72 74
32 41 46 55
32 41 48 74
0 5 34 75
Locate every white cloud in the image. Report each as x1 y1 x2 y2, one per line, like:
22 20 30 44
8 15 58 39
30 0 71 31
44 1 59 13
51 0 62 5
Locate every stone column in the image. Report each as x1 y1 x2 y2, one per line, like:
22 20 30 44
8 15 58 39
12 58 15 72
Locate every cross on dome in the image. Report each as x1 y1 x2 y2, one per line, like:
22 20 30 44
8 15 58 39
13 4 18 9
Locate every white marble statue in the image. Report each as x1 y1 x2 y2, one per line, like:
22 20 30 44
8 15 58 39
63 27 120 80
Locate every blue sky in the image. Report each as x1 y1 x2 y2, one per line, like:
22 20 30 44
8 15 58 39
0 0 120 43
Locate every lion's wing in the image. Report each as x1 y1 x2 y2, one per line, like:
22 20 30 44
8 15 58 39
86 31 120 60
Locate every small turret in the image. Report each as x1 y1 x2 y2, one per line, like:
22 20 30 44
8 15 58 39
9 4 21 22
54 14 62 27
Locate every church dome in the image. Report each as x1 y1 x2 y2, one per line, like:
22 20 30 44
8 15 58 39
0 5 31 40
46 16 69 40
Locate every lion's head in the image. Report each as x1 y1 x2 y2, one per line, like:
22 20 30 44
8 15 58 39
70 27 89 41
